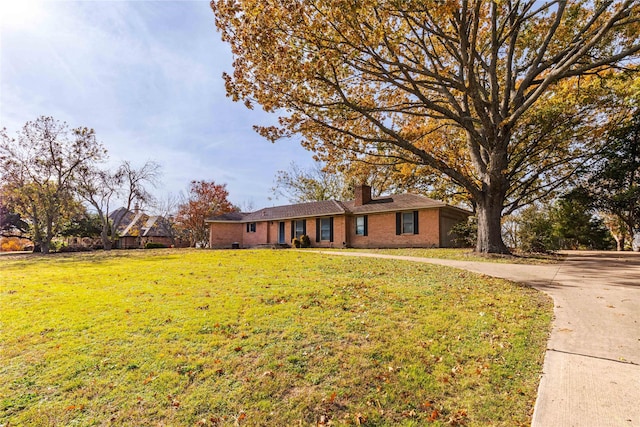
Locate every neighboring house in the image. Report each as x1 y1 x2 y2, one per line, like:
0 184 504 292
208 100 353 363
206 185 471 249
109 207 181 249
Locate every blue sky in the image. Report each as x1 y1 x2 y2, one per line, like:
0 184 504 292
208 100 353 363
0 0 315 209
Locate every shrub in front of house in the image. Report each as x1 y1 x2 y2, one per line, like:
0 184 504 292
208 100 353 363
0 237 26 252
300 235 311 248
145 242 167 249
449 216 477 248
291 237 301 248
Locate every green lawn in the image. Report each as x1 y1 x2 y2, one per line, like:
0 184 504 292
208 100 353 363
330 248 564 264
0 249 552 426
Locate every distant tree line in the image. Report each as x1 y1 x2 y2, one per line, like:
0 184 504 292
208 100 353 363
1 116 234 253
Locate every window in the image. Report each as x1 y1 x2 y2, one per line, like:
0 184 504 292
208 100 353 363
246 222 256 233
355 215 368 236
320 218 331 241
396 211 419 235
402 212 414 234
315 217 334 242
290 220 307 240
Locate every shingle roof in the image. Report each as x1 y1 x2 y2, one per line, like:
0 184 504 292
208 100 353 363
211 212 246 221
109 207 138 234
108 208 174 237
206 193 469 223
207 200 346 222
343 193 446 214
141 216 174 237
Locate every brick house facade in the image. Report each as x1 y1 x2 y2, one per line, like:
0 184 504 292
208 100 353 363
206 186 471 249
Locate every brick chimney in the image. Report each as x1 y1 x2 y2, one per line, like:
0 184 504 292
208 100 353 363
354 184 372 206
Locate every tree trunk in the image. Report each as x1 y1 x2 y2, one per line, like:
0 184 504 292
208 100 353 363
32 234 43 253
41 218 54 254
101 226 113 250
40 241 50 254
96 208 113 250
475 192 510 254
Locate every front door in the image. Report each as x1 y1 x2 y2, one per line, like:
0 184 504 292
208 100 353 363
278 222 285 244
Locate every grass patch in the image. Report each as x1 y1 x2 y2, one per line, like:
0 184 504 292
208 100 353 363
329 248 564 264
0 249 552 426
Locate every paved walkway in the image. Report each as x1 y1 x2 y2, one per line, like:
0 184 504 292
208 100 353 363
311 250 640 427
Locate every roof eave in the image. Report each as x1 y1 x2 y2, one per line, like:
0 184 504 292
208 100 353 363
206 210 346 223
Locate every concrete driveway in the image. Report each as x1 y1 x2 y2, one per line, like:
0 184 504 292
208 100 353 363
529 251 639 427
312 250 640 426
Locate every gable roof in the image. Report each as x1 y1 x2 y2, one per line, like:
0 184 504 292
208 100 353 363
109 207 139 235
206 193 470 223
108 208 174 237
140 215 174 237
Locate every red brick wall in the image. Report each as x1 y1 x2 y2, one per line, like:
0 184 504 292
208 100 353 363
308 216 348 248
347 209 441 248
332 216 347 248
118 236 140 249
209 223 244 248
243 221 269 247
210 221 288 248
209 209 467 249
267 221 277 244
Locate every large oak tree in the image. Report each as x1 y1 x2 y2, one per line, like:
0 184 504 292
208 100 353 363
212 0 640 253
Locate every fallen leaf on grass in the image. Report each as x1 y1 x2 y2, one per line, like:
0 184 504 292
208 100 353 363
167 394 180 407
447 410 468 426
143 372 155 384
234 412 246 426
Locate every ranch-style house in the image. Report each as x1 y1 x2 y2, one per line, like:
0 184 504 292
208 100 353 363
206 185 471 249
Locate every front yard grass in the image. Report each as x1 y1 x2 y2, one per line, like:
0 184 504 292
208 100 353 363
0 249 552 426
334 248 564 264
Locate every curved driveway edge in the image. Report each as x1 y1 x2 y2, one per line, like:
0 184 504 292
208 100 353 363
308 250 640 427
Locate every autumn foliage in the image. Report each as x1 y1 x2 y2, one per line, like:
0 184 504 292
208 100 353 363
0 237 27 252
212 0 640 253
0 116 106 253
175 180 235 247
